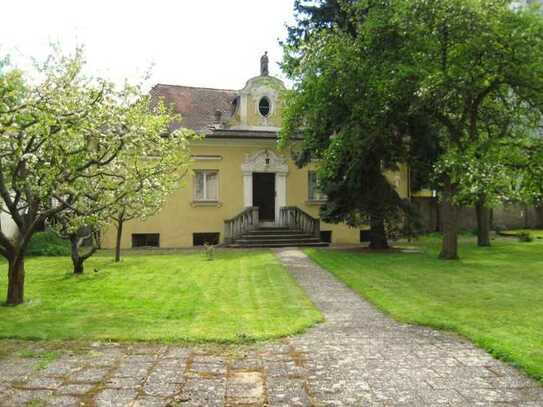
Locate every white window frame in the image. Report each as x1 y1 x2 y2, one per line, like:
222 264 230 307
193 170 219 202
308 171 327 201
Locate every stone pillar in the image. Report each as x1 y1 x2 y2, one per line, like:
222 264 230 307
275 172 287 221
240 94 248 127
243 172 253 207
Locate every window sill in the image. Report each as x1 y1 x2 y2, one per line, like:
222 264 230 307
191 201 222 207
306 200 327 206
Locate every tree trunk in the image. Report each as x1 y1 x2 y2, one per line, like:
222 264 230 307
369 215 389 250
475 201 491 247
489 208 494 231
73 259 84 274
535 204 543 229
70 235 84 274
523 203 530 229
439 182 459 260
115 218 123 263
435 197 441 233
95 229 102 249
69 230 98 274
6 256 25 305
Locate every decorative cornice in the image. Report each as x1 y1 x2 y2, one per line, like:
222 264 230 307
241 149 288 174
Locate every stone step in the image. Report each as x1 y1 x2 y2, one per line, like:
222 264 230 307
228 241 330 248
242 230 307 236
255 226 292 230
238 233 316 240
227 225 328 248
234 237 322 245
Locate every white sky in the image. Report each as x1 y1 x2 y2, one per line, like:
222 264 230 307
0 0 296 90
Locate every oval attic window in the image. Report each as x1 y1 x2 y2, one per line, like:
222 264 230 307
259 97 271 117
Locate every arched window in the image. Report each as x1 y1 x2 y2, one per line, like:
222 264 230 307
258 97 271 117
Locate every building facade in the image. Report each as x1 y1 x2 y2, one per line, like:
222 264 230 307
101 57 409 249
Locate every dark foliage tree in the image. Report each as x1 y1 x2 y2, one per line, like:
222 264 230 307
285 0 359 46
281 0 429 249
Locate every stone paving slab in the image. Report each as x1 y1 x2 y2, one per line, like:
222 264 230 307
0 248 541 406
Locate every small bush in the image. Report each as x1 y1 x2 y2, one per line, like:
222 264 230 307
27 232 71 256
518 232 533 243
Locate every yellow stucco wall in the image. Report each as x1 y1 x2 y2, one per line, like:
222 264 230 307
101 139 409 249
101 74 410 249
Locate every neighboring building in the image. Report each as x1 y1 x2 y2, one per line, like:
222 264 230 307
101 55 409 248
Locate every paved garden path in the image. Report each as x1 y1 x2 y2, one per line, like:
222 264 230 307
0 248 541 406
275 248 543 406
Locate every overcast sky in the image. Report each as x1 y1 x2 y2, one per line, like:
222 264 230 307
1 0 296 90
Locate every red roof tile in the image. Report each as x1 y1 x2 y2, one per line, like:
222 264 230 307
151 84 237 132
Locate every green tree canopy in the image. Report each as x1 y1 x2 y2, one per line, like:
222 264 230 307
398 0 543 257
281 0 433 248
282 0 543 258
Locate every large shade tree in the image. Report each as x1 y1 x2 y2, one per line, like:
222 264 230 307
283 0 543 258
280 0 432 248
285 0 359 47
397 0 543 258
433 98 542 247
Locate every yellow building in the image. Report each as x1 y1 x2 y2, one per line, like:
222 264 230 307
102 56 408 249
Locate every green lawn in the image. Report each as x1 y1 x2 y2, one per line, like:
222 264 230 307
0 250 322 343
306 235 543 382
500 229 543 239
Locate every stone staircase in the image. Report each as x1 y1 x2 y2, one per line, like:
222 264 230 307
224 206 330 248
227 226 330 248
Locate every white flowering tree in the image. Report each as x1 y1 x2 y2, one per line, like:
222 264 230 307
51 92 194 272
433 144 517 246
103 98 194 263
0 48 194 304
0 49 123 304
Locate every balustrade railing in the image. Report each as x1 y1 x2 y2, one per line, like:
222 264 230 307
279 206 320 237
224 207 259 243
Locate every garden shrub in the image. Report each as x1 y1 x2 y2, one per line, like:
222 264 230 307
27 231 71 256
518 232 533 243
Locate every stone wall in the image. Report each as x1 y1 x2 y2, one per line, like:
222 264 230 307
413 198 540 232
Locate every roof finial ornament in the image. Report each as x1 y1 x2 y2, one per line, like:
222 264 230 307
260 51 269 76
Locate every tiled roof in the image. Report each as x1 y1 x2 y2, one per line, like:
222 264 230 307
151 84 237 133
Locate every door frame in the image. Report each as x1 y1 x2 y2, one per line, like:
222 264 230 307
241 150 288 223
